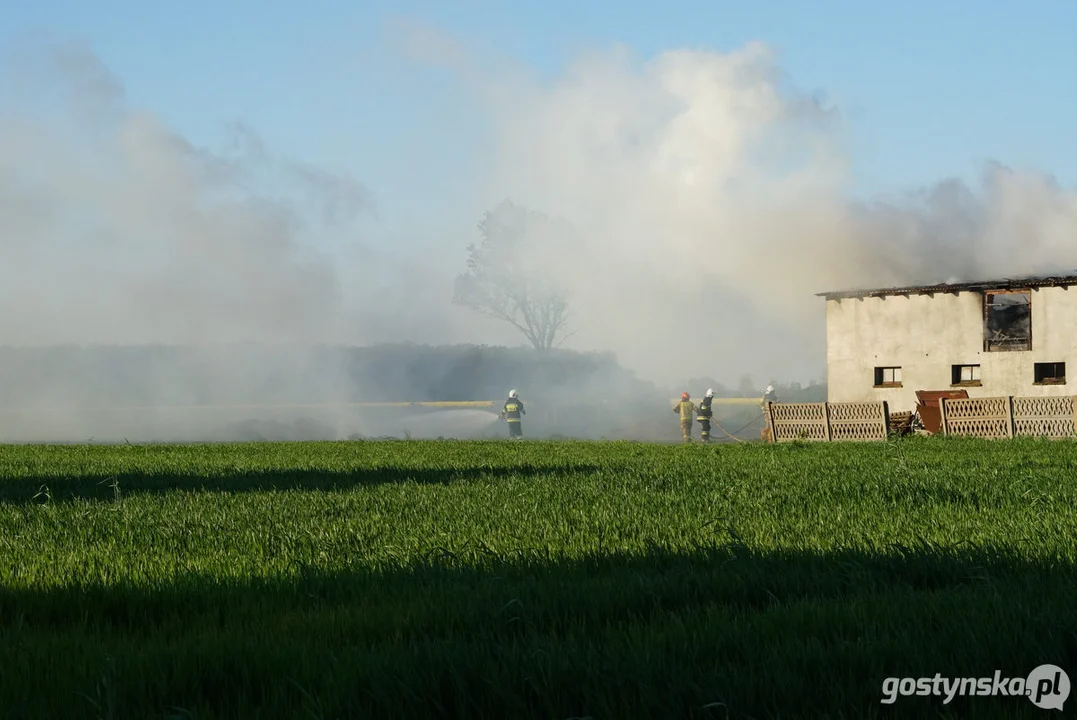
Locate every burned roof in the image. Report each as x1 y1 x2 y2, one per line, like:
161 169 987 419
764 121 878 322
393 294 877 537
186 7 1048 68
817 274 1077 300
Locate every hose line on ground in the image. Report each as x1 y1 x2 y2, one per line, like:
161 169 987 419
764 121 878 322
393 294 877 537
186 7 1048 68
710 411 765 443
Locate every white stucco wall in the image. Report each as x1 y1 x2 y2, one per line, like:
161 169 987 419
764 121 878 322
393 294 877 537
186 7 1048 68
824 286 1077 413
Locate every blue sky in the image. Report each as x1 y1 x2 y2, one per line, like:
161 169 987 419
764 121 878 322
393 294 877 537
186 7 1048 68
5 0 1075 219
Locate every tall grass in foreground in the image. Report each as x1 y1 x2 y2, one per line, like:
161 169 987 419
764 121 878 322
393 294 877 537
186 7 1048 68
1 436 1076 718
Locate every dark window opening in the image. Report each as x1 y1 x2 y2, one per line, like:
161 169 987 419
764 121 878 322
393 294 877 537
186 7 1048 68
984 290 1031 351
1034 362 1066 385
874 366 902 387
951 364 981 386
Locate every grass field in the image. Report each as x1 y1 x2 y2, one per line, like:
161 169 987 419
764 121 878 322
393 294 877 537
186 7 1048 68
1 436 1075 718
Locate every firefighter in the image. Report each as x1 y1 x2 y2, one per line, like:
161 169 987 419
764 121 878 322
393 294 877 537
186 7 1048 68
760 384 778 442
500 389 525 439
697 388 715 442
673 391 696 443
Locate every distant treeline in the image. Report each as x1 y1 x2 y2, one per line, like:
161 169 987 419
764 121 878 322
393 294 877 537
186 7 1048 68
0 344 654 408
338 344 661 404
0 343 824 408
685 376 827 403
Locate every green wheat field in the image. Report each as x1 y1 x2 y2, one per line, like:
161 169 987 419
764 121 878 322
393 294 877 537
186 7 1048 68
2 436 1075 718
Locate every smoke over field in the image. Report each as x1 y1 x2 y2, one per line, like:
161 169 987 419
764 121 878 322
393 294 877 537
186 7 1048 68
0 27 1074 441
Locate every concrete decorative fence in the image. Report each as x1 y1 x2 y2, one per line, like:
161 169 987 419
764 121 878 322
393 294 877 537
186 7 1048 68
766 401 890 443
940 395 1077 439
939 396 1013 439
1012 396 1077 437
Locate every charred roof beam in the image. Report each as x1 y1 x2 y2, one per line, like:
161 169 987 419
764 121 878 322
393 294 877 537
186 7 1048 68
816 274 1077 301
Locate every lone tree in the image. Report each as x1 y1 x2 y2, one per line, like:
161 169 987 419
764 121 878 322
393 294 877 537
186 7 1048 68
453 200 574 351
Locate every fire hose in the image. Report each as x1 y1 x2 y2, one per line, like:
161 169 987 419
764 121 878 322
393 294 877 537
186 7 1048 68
709 411 766 443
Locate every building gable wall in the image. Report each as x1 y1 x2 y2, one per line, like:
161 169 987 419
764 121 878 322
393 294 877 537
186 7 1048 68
825 286 1077 412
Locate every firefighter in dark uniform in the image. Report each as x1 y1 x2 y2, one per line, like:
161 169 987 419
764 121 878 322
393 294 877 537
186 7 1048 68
500 389 525 439
697 388 715 442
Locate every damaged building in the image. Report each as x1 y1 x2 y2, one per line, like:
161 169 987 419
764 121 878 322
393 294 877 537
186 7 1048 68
817 274 1077 413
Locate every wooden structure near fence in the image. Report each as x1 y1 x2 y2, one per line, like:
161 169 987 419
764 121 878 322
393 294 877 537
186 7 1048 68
940 395 1077 439
764 401 891 442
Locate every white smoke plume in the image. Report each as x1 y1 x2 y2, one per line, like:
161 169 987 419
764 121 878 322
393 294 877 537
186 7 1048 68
388 24 1077 386
0 41 369 346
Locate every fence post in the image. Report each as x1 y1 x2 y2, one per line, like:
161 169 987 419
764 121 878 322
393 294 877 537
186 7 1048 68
881 400 890 437
1006 395 1015 438
940 397 949 436
824 402 833 441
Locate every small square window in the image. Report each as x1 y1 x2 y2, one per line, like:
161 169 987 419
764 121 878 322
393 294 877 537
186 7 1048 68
951 364 981 386
874 366 902 387
1034 362 1065 385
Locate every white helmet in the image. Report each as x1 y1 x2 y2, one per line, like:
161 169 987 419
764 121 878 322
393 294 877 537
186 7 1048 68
508 389 517 398
705 388 714 397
